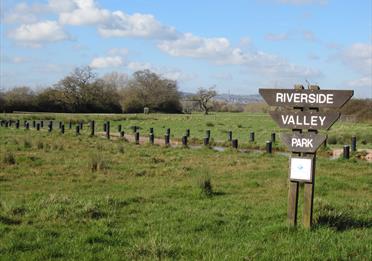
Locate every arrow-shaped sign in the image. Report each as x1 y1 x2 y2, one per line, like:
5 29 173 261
259 89 353 108
281 133 327 153
269 111 340 130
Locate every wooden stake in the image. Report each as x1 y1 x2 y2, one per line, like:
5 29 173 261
288 181 299 226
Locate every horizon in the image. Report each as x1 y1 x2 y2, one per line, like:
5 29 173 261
1 0 371 98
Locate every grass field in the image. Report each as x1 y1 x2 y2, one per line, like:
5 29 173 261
0 123 371 260
1 112 372 149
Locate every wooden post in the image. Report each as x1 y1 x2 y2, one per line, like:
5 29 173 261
120 131 125 138
227 131 232 141
69 121 72 129
118 124 122 133
165 134 170 146
149 133 154 144
204 137 209 146
351 136 356 152
182 135 188 147
40 121 44 128
106 121 110 139
232 139 238 149
302 85 319 229
36 123 40 131
271 132 276 143
16 120 20 129
90 121 95 136
250 131 255 142
76 125 80 135
135 131 140 144
266 141 272 153
186 129 190 137
150 127 154 134
206 130 211 139
25 122 29 130
287 180 299 226
343 145 350 159
61 124 65 134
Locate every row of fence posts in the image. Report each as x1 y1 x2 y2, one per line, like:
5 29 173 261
0 119 358 157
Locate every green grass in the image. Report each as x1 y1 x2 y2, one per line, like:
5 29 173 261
1 112 372 149
0 126 371 260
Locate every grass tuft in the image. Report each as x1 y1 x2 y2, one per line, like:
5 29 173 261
3 152 16 165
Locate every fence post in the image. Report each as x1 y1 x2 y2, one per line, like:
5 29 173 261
36 123 40 131
182 135 188 147
232 139 238 149
149 133 154 144
206 130 211 139
76 125 80 135
186 129 190 137
343 145 350 159
351 136 356 152
135 131 140 144
250 131 255 142
204 137 209 146
165 134 170 146
106 121 110 139
118 124 122 133
90 120 95 136
271 132 276 143
227 131 232 141
266 141 272 154
61 124 65 134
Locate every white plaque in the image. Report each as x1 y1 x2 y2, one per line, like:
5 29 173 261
290 157 313 182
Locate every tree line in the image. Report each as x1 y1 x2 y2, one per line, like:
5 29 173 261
0 67 185 114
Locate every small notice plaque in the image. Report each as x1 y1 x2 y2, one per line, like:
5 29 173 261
290 157 313 182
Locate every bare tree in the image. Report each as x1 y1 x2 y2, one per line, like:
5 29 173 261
194 86 217 115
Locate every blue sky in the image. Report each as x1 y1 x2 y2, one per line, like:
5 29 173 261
1 0 371 97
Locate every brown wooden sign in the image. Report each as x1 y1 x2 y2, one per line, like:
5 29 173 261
281 133 327 153
259 89 353 108
269 111 340 130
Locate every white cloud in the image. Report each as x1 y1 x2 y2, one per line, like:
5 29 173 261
340 43 372 75
98 11 178 39
49 0 77 13
90 56 123 68
127 62 195 82
346 76 372 88
8 20 70 47
158 33 245 64
59 0 110 25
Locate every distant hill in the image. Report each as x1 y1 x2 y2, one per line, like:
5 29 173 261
180 92 262 104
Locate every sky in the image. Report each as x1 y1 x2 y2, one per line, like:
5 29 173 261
1 0 371 97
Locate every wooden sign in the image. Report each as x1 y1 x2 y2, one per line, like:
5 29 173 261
269 111 340 130
281 133 327 153
260 85 353 230
259 89 353 108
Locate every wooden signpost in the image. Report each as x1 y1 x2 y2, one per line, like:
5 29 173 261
259 85 353 229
